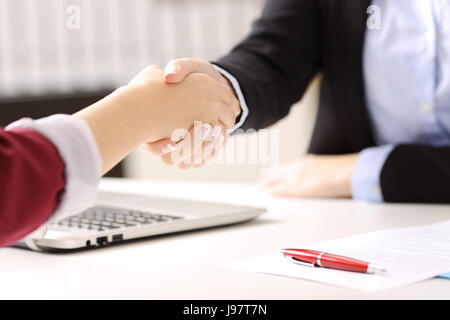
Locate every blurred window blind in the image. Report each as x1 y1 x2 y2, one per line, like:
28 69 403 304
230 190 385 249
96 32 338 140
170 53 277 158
0 0 264 98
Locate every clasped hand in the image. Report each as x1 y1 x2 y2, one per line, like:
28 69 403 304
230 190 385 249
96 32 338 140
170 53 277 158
141 60 240 169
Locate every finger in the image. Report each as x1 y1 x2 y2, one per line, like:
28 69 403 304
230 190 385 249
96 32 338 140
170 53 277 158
202 123 228 165
258 163 294 186
259 168 286 183
163 58 213 83
262 160 299 180
160 132 192 166
138 64 163 76
162 125 204 168
161 140 184 166
262 176 300 196
217 101 237 129
177 123 213 169
147 64 163 71
258 167 289 189
161 150 176 166
177 159 193 170
143 139 176 157
190 140 213 169
187 124 223 167
266 184 297 198
190 136 219 168
213 81 241 117
181 122 227 169
128 65 163 86
259 175 283 189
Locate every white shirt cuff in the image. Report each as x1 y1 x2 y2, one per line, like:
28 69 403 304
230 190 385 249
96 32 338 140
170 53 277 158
6 114 102 223
213 65 249 133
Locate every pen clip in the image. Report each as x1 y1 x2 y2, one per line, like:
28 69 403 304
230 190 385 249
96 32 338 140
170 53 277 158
284 255 316 268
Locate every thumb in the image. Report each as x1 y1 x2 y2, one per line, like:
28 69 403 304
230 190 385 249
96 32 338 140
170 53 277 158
143 139 177 156
163 58 213 84
149 65 164 72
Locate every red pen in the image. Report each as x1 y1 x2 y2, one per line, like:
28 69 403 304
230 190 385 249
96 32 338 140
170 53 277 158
281 249 387 274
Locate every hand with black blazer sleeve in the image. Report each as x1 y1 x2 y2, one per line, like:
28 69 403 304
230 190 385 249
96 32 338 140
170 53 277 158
213 0 322 131
149 0 323 169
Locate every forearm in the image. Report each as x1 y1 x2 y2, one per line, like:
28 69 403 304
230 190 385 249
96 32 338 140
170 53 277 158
213 65 248 132
213 0 321 130
74 87 150 175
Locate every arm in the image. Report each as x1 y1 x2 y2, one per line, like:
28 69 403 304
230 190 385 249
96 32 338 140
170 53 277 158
75 66 238 174
213 0 322 130
351 144 450 204
1 66 236 247
381 145 450 203
259 144 450 204
152 0 322 168
0 128 65 247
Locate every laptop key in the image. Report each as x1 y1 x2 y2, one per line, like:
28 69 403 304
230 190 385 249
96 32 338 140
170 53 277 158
112 223 125 228
52 206 185 232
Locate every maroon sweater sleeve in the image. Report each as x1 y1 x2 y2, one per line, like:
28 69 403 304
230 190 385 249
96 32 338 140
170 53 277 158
0 127 66 247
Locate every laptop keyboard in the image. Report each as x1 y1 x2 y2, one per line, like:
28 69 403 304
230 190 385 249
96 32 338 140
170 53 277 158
49 206 184 231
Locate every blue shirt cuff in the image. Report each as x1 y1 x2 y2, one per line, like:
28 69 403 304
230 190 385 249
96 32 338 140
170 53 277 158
351 145 395 202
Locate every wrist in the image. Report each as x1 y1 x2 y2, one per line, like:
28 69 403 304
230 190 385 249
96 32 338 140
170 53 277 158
114 84 161 143
219 74 236 96
74 86 150 174
335 153 359 198
219 74 242 123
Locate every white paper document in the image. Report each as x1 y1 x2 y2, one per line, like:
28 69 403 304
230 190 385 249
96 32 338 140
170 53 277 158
224 220 450 291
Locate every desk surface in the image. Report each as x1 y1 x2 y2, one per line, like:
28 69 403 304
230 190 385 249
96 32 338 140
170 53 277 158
1 178 450 299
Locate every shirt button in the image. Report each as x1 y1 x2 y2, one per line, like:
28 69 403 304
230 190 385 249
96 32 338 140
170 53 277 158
422 103 433 113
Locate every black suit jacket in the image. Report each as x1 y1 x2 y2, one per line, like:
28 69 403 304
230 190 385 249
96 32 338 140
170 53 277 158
214 0 450 203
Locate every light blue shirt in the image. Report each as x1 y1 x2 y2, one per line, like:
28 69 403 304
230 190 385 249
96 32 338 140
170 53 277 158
353 0 450 201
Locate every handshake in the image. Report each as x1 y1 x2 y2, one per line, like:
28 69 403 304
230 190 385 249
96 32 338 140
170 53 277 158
138 59 241 170
76 59 241 174
75 58 356 200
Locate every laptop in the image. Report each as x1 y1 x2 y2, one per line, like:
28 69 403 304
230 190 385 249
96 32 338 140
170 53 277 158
16 190 266 252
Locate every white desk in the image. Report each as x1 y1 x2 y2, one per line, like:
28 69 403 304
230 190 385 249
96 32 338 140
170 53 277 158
1 178 450 299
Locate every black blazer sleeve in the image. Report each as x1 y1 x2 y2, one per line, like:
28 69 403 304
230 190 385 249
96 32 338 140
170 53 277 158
213 0 321 131
381 145 450 203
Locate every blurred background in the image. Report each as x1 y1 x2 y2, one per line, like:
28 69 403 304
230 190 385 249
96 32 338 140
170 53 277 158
0 0 319 183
